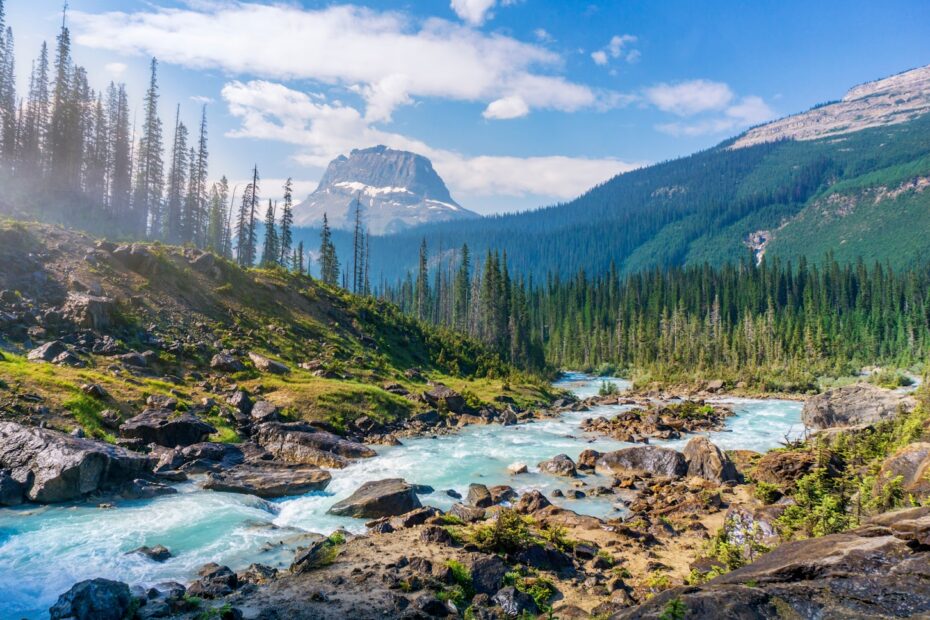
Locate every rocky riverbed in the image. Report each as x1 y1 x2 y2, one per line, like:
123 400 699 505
0 374 809 618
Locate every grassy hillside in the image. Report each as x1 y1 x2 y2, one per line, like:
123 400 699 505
0 221 553 439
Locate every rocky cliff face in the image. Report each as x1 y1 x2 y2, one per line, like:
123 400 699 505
731 64 930 148
293 146 478 234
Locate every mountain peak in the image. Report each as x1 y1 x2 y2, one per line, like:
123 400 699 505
294 146 477 234
731 64 930 149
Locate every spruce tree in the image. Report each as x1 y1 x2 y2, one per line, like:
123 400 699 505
206 176 228 253
187 105 208 245
48 10 75 190
235 177 258 267
132 58 164 237
319 213 339 285
164 105 188 242
260 199 279 267
107 82 131 220
295 240 305 276
0 19 16 169
453 244 470 331
279 178 293 268
415 238 429 320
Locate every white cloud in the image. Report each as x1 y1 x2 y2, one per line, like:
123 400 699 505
221 80 640 200
190 95 214 104
72 3 601 122
450 0 497 25
533 28 553 43
655 95 776 137
645 80 734 116
592 34 638 67
483 95 530 119
104 62 127 77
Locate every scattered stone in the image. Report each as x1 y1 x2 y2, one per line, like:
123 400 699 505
61 293 116 330
450 503 487 522
27 340 67 362
250 400 282 423
328 478 422 518
248 352 290 375
470 554 510 595
538 453 578 477
420 525 454 545
121 478 177 500
226 390 254 415
49 578 132 620
492 586 539 617
577 449 601 470
131 545 172 562
52 350 85 367
467 483 494 508
507 462 528 475
80 384 109 400
187 563 238 599
423 385 467 413
211 353 245 373
145 394 178 410
513 490 552 514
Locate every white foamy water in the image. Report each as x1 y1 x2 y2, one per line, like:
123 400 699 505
0 373 802 618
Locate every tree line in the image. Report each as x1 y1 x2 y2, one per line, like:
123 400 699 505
382 241 930 385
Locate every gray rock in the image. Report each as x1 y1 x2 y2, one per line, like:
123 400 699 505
49 578 133 620
467 483 494 508
802 383 915 430
120 478 177 500
595 445 687 478
27 340 67 362
52 350 85 367
248 352 290 374
0 421 153 503
255 422 375 468
250 400 281 423
328 478 422 518
470 554 509 595
203 461 331 498
187 563 238 599
61 293 116 330
211 353 245 373
538 453 578 477
0 468 25 505
131 544 172 562
492 586 539 617
119 409 216 447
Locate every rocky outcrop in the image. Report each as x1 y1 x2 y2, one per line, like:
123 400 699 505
683 437 738 483
614 506 930 619
203 461 332 498
595 446 687 478
328 478 422 518
119 409 216 448
49 578 133 620
255 422 376 468
0 421 153 503
27 340 67 362
581 401 732 442
802 383 914 430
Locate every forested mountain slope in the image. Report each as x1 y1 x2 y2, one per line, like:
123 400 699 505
350 65 930 282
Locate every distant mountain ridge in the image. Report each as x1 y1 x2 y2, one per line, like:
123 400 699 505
293 146 478 234
350 63 930 281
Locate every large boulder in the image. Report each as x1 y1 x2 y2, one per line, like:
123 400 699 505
49 578 133 620
802 384 914 430
0 468 25 505
255 422 376 469
595 445 687 478
613 506 930 619
538 453 578 477
120 409 216 448
61 293 116 330
328 478 422 518
0 421 153 503
203 462 331 498
683 436 738 483
210 353 245 373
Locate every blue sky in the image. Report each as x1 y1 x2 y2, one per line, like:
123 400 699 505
7 0 930 214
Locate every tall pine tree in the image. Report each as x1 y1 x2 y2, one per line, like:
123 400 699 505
132 58 164 237
279 178 293 268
